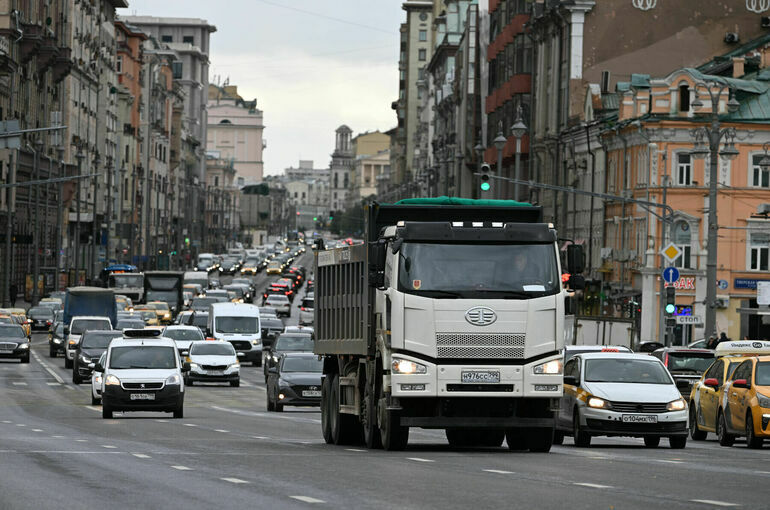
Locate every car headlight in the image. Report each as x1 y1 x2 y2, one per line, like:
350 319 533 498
18 343 29 349
391 358 427 375
533 359 563 375
667 398 686 411
164 313 171 319
229 362 240 370
189 362 199 369
105 375 121 386
165 374 181 385
588 396 610 409
53 338 62 344
757 393 770 409
251 339 261 346
80 354 91 363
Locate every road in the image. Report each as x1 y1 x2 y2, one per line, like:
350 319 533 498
0 252 768 509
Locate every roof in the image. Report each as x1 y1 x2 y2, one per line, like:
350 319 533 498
163 325 201 331
209 302 259 312
697 32 770 74
67 287 115 295
577 352 657 361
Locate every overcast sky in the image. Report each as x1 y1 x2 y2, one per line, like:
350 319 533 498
118 0 402 176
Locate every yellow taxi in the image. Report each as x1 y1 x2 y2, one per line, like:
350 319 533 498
716 355 770 448
146 301 173 325
133 307 160 326
0 309 32 337
688 340 770 440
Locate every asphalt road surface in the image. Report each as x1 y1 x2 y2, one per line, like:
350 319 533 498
1 253 768 509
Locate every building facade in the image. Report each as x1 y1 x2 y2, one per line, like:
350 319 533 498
329 125 353 212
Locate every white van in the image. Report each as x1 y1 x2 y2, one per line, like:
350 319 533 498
65 316 112 369
195 253 217 272
207 302 262 366
183 271 210 291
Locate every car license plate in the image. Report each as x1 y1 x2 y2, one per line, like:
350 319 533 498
461 370 500 384
130 393 155 401
207 370 224 376
302 390 321 397
0 350 11 354
621 414 657 424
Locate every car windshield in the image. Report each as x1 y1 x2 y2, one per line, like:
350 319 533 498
71 319 111 335
282 357 322 373
81 332 121 349
584 359 672 384
137 311 156 320
216 316 258 334
164 329 204 341
148 303 169 311
117 320 145 329
108 274 143 288
198 256 213 265
276 335 313 352
29 307 54 318
0 326 25 338
398 242 560 298
109 346 177 369
55 324 64 335
225 287 244 298
190 342 235 356
262 319 284 329
756 362 770 386
666 352 715 374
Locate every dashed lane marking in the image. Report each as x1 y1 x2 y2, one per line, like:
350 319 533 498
15 424 25 427
11 382 27 386
252 436 270 440
132 453 151 459
215 429 230 433
657 460 683 464
345 448 365 452
102 445 117 449
573 483 613 489
221 477 249 484
171 465 192 471
1 420 10 424
690 500 739 507
406 457 434 463
183 423 197 427
31 350 64 384
31 429 43 432
75 439 88 442
85 406 101 412
46 382 61 386
483 469 515 474
289 496 325 504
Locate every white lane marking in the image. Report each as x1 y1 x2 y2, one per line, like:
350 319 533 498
171 465 192 471
51 435 64 438
483 469 515 474
657 460 683 464
12 382 27 386
345 448 365 452
31 350 64 384
102 445 117 449
85 406 101 412
210 405 320 424
1 420 11 423
156 419 169 423
406 457 434 463
289 496 325 504
183 423 197 427
221 477 249 484
252 436 270 439
690 500 739 507
16 424 25 427
215 429 230 433
573 483 613 489
32 429 43 432
75 439 88 442
132 453 151 459
46 382 61 386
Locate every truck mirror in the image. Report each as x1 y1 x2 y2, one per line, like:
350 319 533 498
369 272 385 289
567 274 585 290
567 245 585 274
369 241 387 272
391 238 403 254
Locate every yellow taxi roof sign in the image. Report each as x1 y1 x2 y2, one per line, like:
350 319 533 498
715 340 770 357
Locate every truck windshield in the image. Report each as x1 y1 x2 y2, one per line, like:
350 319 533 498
397 242 559 298
71 319 111 335
216 316 258 334
109 274 143 288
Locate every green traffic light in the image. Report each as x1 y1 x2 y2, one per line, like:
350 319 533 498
313 217 317 221
480 182 491 191
665 304 676 314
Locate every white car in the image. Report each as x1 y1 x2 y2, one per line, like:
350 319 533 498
65 316 113 370
265 295 290 317
184 341 240 387
95 329 189 419
162 325 205 356
555 352 688 449
298 296 314 326
91 352 107 405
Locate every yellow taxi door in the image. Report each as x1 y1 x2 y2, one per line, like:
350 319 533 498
727 361 753 431
698 359 723 431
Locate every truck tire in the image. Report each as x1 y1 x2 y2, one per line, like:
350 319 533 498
527 428 554 452
377 380 408 451
321 375 333 444
504 429 528 450
446 429 470 447
553 430 565 445
363 375 382 449
482 429 506 447
330 373 361 445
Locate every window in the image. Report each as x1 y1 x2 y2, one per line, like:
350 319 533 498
749 232 770 271
705 360 723 385
672 221 692 269
183 35 194 44
172 61 183 79
419 30 427 42
676 153 692 186
751 154 770 188
731 361 752 381
678 84 690 112
214 176 219 187
116 56 122 74
418 49 426 61
161 35 172 43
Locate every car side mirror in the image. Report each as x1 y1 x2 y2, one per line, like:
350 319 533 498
732 378 750 389
93 363 104 373
63 326 69 335
703 377 719 389
87 363 95 369
563 375 578 386
182 362 191 372
567 244 585 274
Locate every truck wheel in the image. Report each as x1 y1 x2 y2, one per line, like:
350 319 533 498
553 430 565 445
446 429 470 448
330 374 361 445
377 380 408 451
573 409 591 447
690 405 707 440
505 429 527 450
481 429 505 447
527 428 553 453
362 375 382 449
321 375 333 444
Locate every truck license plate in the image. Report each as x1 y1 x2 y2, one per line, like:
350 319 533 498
461 371 500 384
302 390 321 397
621 414 657 424
130 393 155 401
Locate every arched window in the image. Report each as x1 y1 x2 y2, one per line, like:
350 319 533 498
678 84 690 112
219 119 232 124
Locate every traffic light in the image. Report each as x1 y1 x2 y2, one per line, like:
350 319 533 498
313 217 317 221
184 237 190 245
665 286 676 315
479 163 491 192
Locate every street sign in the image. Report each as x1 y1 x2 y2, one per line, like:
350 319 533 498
758 281 770 306
718 279 728 290
677 315 703 325
661 242 682 263
662 266 680 284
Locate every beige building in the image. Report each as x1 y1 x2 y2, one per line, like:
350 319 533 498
353 131 390 158
352 150 391 202
207 83 265 183
204 155 238 253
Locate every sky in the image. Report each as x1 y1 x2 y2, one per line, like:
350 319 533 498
117 0 402 176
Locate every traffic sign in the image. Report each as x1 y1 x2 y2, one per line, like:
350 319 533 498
717 279 728 290
676 315 703 325
662 266 680 284
661 242 682 263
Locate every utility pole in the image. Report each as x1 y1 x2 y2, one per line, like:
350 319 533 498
54 148 65 292
3 153 14 308
91 153 101 280
31 138 42 306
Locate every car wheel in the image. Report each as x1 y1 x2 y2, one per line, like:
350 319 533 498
669 436 687 449
64 357 73 369
690 404 707 440
20 354 30 364
643 436 660 448
102 406 113 419
718 411 735 447
746 410 763 449
91 395 101 406
573 409 591 447
173 406 184 419
275 401 284 412
72 369 82 384
266 393 275 411
230 379 240 388
321 375 333 444
254 358 261 367
553 430 565 445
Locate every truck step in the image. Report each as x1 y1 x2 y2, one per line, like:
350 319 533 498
339 404 359 415
338 376 357 387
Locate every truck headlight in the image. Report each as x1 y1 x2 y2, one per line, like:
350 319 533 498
533 359 563 375
667 398 686 411
165 374 181 385
588 396 610 409
105 375 121 386
391 358 427 375
251 339 261 346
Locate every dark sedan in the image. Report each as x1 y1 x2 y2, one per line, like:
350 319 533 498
73 330 123 384
260 317 285 350
0 324 30 363
48 322 66 357
263 333 313 382
266 352 323 412
650 347 716 396
27 307 54 331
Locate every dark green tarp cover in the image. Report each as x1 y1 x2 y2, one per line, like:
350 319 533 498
393 196 532 207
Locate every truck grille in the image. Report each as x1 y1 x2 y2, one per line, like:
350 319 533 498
0 342 17 350
609 401 669 413
436 333 525 359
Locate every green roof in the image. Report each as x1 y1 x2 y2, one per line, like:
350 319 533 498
630 74 650 88
394 196 532 207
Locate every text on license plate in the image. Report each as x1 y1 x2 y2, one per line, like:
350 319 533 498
621 414 657 423
461 370 500 384
302 390 321 397
130 393 155 401
0 350 12 354
206 371 224 376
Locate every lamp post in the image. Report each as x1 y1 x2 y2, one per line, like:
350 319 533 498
511 106 528 202
493 124 507 200
688 80 740 340
54 147 65 292
74 148 85 286
91 153 101 280
30 138 43 305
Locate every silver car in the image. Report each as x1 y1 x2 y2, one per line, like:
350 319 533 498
265 295 291 317
299 296 314 326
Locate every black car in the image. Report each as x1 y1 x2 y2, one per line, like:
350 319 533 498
650 347 716 396
218 257 241 275
263 333 313 382
260 317 285 349
266 352 323 412
27 306 54 331
73 330 123 384
190 296 223 312
48 322 66 357
0 324 30 363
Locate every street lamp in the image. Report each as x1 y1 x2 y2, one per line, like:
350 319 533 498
91 152 101 280
688 79 740 340
493 124 507 200
510 106 528 202
74 148 85 285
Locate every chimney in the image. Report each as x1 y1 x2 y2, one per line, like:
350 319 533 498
732 57 745 78
601 70 611 93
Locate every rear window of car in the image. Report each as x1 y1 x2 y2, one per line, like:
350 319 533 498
301 298 314 309
267 296 289 304
666 352 715 374
282 357 322 373
275 335 313 352
164 328 204 341
29 307 54 318
71 319 111 335
117 320 145 330
81 332 122 349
